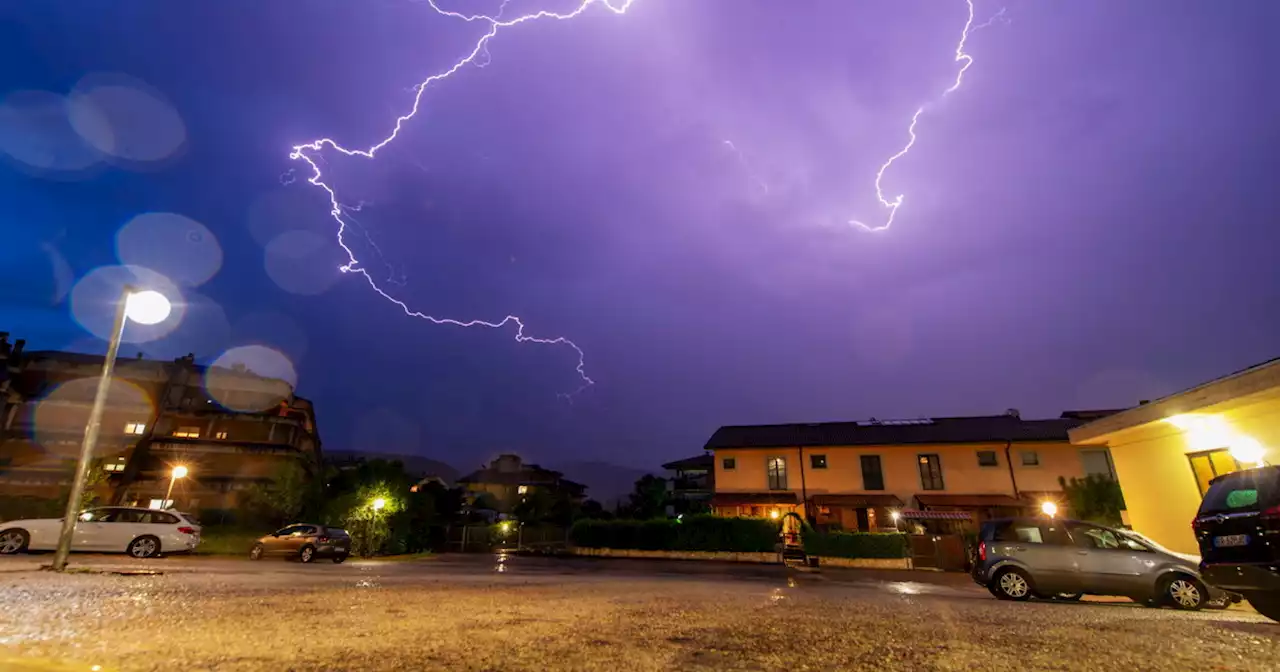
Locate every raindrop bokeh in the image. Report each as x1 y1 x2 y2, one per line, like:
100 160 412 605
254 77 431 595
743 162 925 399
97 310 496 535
70 265 184 344
264 230 341 296
205 345 297 413
0 90 103 176
115 212 223 288
68 73 186 164
31 378 153 459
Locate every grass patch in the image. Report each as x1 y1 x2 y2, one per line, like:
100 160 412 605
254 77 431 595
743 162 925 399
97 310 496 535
196 528 262 556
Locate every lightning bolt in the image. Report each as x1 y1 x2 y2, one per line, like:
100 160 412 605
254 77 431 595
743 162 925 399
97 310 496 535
722 140 770 196
290 0 637 396
849 0 1003 233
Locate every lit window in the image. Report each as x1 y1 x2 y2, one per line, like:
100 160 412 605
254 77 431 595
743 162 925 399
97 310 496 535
173 427 201 438
1188 448 1240 496
215 431 228 440
124 422 146 435
517 485 529 495
766 457 787 490
103 461 126 473
148 499 173 510
810 454 828 469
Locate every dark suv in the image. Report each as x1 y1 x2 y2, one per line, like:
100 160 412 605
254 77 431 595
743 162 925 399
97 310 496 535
250 524 351 563
1194 465 1280 622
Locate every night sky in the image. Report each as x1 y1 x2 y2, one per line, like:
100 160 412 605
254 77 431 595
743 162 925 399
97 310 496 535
3 0 1278 480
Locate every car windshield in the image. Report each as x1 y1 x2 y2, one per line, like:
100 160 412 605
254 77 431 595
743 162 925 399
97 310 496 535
1200 468 1280 515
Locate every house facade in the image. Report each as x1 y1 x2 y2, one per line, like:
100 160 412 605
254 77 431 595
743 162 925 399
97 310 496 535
1069 357 1280 555
662 454 713 513
0 336 320 514
457 453 587 514
705 410 1120 533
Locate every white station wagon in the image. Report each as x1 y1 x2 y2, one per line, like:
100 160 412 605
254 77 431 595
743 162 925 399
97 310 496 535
0 506 202 558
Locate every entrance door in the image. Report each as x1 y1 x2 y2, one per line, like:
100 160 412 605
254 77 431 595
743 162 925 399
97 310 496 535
855 508 870 532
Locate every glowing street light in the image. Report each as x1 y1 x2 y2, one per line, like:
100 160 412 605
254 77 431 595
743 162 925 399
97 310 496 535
1040 501 1058 518
52 285 174 572
371 497 387 512
164 465 189 509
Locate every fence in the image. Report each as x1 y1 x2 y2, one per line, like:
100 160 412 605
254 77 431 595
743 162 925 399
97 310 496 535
446 524 569 553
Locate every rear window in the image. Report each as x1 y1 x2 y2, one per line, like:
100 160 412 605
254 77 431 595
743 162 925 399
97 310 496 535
325 528 350 537
1200 468 1280 515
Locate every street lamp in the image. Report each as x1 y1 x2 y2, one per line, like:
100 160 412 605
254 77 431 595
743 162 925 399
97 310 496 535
890 510 902 530
51 285 172 572
1040 501 1058 518
372 497 386 511
163 465 189 509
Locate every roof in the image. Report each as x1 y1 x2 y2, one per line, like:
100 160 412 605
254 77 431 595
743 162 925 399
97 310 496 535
811 494 903 508
915 494 1026 508
662 454 713 471
704 413 1105 451
1070 356 1280 444
711 492 799 506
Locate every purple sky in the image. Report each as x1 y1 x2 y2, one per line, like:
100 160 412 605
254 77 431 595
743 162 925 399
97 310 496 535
4 0 1279 478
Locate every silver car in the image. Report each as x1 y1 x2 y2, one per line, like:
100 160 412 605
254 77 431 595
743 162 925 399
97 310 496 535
971 517 1232 610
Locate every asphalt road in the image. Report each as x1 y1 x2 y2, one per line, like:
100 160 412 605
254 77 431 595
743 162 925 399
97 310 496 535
0 553 1276 671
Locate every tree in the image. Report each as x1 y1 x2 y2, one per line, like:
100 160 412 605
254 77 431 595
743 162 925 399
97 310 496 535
244 460 312 525
625 474 669 519
1059 474 1126 527
79 459 110 510
578 499 612 520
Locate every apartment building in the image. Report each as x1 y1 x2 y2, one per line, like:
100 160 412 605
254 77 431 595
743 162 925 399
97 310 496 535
0 334 320 513
704 409 1119 533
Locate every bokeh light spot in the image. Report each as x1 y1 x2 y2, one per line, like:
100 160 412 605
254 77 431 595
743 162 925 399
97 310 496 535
205 346 297 413
264 230 341 296
31 378 153 459
68 73 186 164
0 90 102 175
70 265 184 344
116 212 223 288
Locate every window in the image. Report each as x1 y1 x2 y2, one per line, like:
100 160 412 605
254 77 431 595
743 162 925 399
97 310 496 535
1080 449 1116 480
517 485 529 495
860 455 884 491
810 454 828 470
124 422 146 435
1020 451 1040 466
766 457 787 490
1188 448 1241 497
918 454 944 491
148 499 173 510
722 457 736 471
1067 522 1121 550
215 431 228 440
103 461 126 473
173 427 201 438
976 450 998 467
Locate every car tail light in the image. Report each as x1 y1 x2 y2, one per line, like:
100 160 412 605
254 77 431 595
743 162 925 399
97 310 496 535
318 536 329 543
1261 505 1280 520
977 541 987 562
177 526 196 535
1192 518 1204 532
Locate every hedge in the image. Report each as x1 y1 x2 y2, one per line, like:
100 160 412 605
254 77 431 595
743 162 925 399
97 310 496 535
569 515 778 552
802 530 908 559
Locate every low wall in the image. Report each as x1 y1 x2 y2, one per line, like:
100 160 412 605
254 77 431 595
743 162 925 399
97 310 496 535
569 547 911 570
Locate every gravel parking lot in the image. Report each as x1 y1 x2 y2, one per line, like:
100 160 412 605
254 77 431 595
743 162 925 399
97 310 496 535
0 554 1276 671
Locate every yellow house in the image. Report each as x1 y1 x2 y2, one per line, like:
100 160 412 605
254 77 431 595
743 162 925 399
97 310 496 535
705 410 1120 532
1068 357 1280 555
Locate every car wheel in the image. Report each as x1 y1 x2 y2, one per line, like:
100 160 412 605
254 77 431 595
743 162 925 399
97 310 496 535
128 535 161 559
1245 592 1280 623
249 544 265 561
332 554 348 564
1162 575 1206 611
993 568 1033 601
0 529 30 555
299 545 316 563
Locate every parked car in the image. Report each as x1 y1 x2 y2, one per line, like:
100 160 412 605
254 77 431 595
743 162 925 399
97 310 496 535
1193 464 1280 622
972 517 1228 609
249 524 350 563
0 507 201 558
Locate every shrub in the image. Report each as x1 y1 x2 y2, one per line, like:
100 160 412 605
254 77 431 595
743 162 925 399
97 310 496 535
802 530 908 559
569 515 778 553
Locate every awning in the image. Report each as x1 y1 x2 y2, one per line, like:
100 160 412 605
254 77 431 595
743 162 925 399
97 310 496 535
915 494 1025 508
811 494 904 508
712 492 799 506
899 510 972 521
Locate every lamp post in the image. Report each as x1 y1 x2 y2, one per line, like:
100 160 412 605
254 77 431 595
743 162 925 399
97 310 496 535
164 465 188 509
51 286 171 572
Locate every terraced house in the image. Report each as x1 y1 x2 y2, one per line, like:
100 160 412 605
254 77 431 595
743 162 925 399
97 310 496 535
704 409 1120 533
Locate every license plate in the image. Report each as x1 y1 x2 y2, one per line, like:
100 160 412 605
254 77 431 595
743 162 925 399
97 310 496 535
1214 534 1248 548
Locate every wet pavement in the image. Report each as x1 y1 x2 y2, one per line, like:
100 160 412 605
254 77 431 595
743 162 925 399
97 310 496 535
0 553 1276 671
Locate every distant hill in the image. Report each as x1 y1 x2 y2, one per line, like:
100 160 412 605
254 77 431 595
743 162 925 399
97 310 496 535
556 461 654 509
323 450 460 484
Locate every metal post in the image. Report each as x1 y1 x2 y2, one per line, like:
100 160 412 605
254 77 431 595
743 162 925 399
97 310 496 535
163 473 177 509
51 287 131 571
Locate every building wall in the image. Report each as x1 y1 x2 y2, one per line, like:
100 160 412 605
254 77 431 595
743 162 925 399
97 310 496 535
1102 395 1280 555
713 441 1100 519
